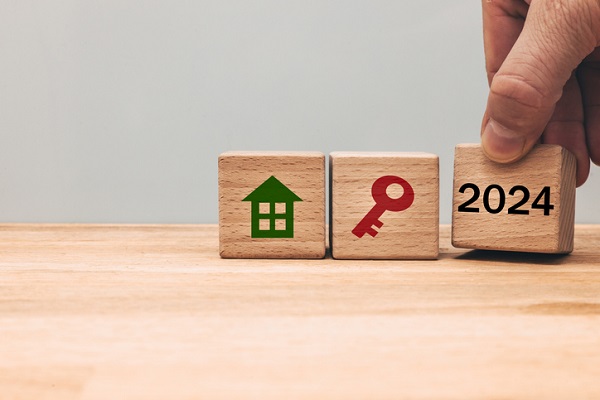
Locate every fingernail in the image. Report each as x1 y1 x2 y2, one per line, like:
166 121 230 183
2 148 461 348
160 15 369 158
481 119 526 163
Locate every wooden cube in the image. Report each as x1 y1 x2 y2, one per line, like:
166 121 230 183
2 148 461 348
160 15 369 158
219 151 325 258
330 152 439 259
452 144 576 253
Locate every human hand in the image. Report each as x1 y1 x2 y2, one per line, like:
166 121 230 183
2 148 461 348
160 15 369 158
481 0 600 186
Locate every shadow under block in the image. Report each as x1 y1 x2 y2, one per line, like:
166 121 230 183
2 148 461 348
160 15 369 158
219 151 326 258
452 144 576 253
330 152 439 259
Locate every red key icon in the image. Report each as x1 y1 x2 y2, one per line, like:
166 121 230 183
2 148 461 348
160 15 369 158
352 175 414 238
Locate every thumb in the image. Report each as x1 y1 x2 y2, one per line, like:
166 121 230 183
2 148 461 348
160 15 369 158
482 0 599 163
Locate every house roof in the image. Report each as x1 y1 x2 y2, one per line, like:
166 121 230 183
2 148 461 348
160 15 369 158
243 176 302 202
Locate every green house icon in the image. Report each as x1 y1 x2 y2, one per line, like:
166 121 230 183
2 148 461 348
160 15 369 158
243 176 302 238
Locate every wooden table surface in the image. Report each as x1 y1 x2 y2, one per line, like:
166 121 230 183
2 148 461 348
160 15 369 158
1 224 600 399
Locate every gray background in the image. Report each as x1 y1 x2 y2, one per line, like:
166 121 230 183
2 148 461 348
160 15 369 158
2 1 599 223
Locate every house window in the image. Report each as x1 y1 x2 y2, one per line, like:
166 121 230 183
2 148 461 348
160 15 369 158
259 203 270 214
275 203 286 214
259 219 270 231
257 202 287 231
275 219 286 231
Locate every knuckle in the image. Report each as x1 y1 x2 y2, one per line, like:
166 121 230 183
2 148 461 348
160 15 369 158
539 0 600 50
490 72 555 110
488 72 557 131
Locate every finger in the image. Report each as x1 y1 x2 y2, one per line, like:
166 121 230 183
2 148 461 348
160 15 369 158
482 0 529 84
541 73 590 186
578 49 600 165
481 0 599 164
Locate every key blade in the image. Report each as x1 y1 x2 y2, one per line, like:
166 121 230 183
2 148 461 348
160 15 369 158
351 226 367 238
352 223 379 238
352 208 385 239
365 227 379 237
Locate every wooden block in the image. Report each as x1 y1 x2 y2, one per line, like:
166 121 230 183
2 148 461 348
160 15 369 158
219 151 325 258
330 152 439 259
452 143 576 253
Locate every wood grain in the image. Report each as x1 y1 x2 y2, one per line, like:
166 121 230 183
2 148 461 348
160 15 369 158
219 152 325 258
452 144 576 253
2 224 600 399
330 152 439 259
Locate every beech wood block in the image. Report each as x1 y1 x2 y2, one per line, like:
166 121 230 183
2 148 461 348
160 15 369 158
330 152 439 259
452 143 576 253
219 151 325 258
